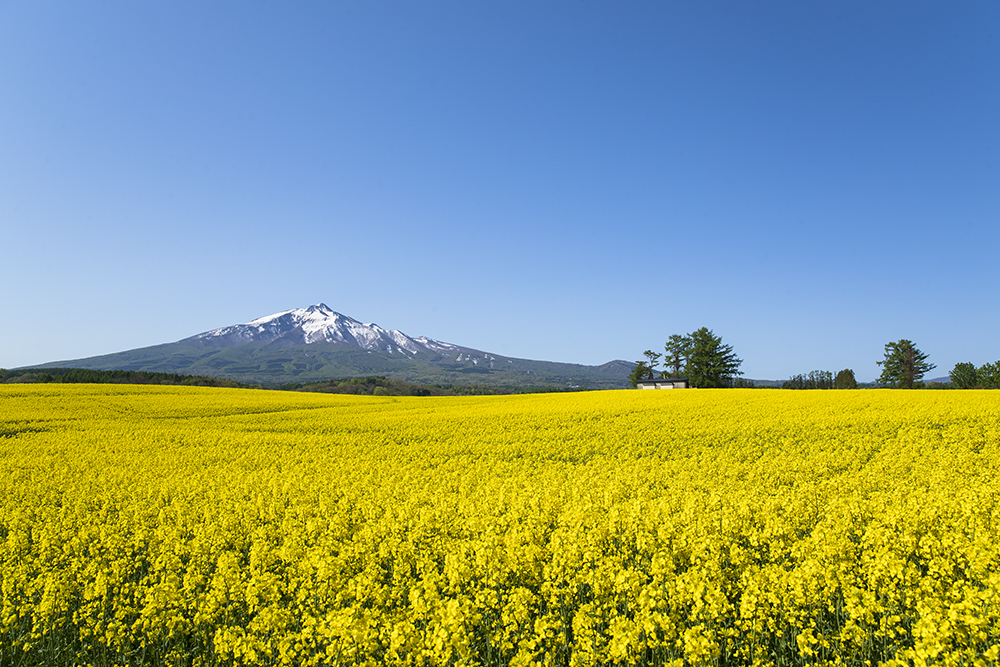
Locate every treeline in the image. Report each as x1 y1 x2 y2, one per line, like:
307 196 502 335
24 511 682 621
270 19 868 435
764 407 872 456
283 376 581 396
0 368 250 388
949 361 1000 389
869 340 999 389
782 344 1000 390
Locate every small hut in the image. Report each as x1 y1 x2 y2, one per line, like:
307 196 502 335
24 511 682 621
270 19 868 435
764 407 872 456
636 378 689 389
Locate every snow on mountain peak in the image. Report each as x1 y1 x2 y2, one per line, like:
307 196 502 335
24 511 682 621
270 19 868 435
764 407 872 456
191 304 457 354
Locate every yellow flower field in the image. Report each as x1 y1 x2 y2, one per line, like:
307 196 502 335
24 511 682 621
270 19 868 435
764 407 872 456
2 384 999 666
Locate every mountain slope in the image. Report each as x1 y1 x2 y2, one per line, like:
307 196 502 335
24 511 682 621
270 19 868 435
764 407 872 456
32 305 634 389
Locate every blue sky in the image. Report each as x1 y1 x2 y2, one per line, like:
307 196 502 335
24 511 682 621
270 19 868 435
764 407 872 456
2 1 997 381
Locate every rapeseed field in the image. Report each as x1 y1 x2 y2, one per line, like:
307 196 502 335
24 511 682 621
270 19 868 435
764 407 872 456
2 384 999 666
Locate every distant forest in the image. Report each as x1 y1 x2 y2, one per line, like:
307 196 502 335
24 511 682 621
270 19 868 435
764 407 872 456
0 368 582 396
0 368 248 387
281 377 572 396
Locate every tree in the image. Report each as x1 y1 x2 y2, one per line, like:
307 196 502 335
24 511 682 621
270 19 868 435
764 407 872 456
834 368 857 389
663 334 692 378
685 327 743 388
949 362 979 389
978 361 1000 389
628 361 653 387
783 374 806 390
643 350 662 375
876 339 935 389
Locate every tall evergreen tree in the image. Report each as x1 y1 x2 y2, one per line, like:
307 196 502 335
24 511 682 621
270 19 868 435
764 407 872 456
663 334 693 378
643 350 662 376
685 327 743 388
877 339 935 389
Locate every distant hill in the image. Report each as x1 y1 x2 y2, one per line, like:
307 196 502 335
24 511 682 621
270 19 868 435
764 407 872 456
28 304 634 389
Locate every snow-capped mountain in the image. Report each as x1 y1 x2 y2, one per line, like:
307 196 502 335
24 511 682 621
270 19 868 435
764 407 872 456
30 303 634 388
185 304 459 356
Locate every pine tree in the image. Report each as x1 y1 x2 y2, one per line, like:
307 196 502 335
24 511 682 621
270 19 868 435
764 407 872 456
877 340 935 389
685 327 743 388
663 334 692 378
643 350 662 376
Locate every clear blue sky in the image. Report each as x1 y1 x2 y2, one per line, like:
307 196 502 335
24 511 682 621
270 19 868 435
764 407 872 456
2 1 997 382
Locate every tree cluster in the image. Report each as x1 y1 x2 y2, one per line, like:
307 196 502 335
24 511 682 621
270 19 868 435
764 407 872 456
782 370 834 390
780 369 858 390
630 328 743 388
630 333 994 391
949 361 1000 389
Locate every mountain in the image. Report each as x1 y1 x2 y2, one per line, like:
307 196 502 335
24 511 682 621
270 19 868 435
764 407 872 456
184 304 460 356
32 304 634 389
